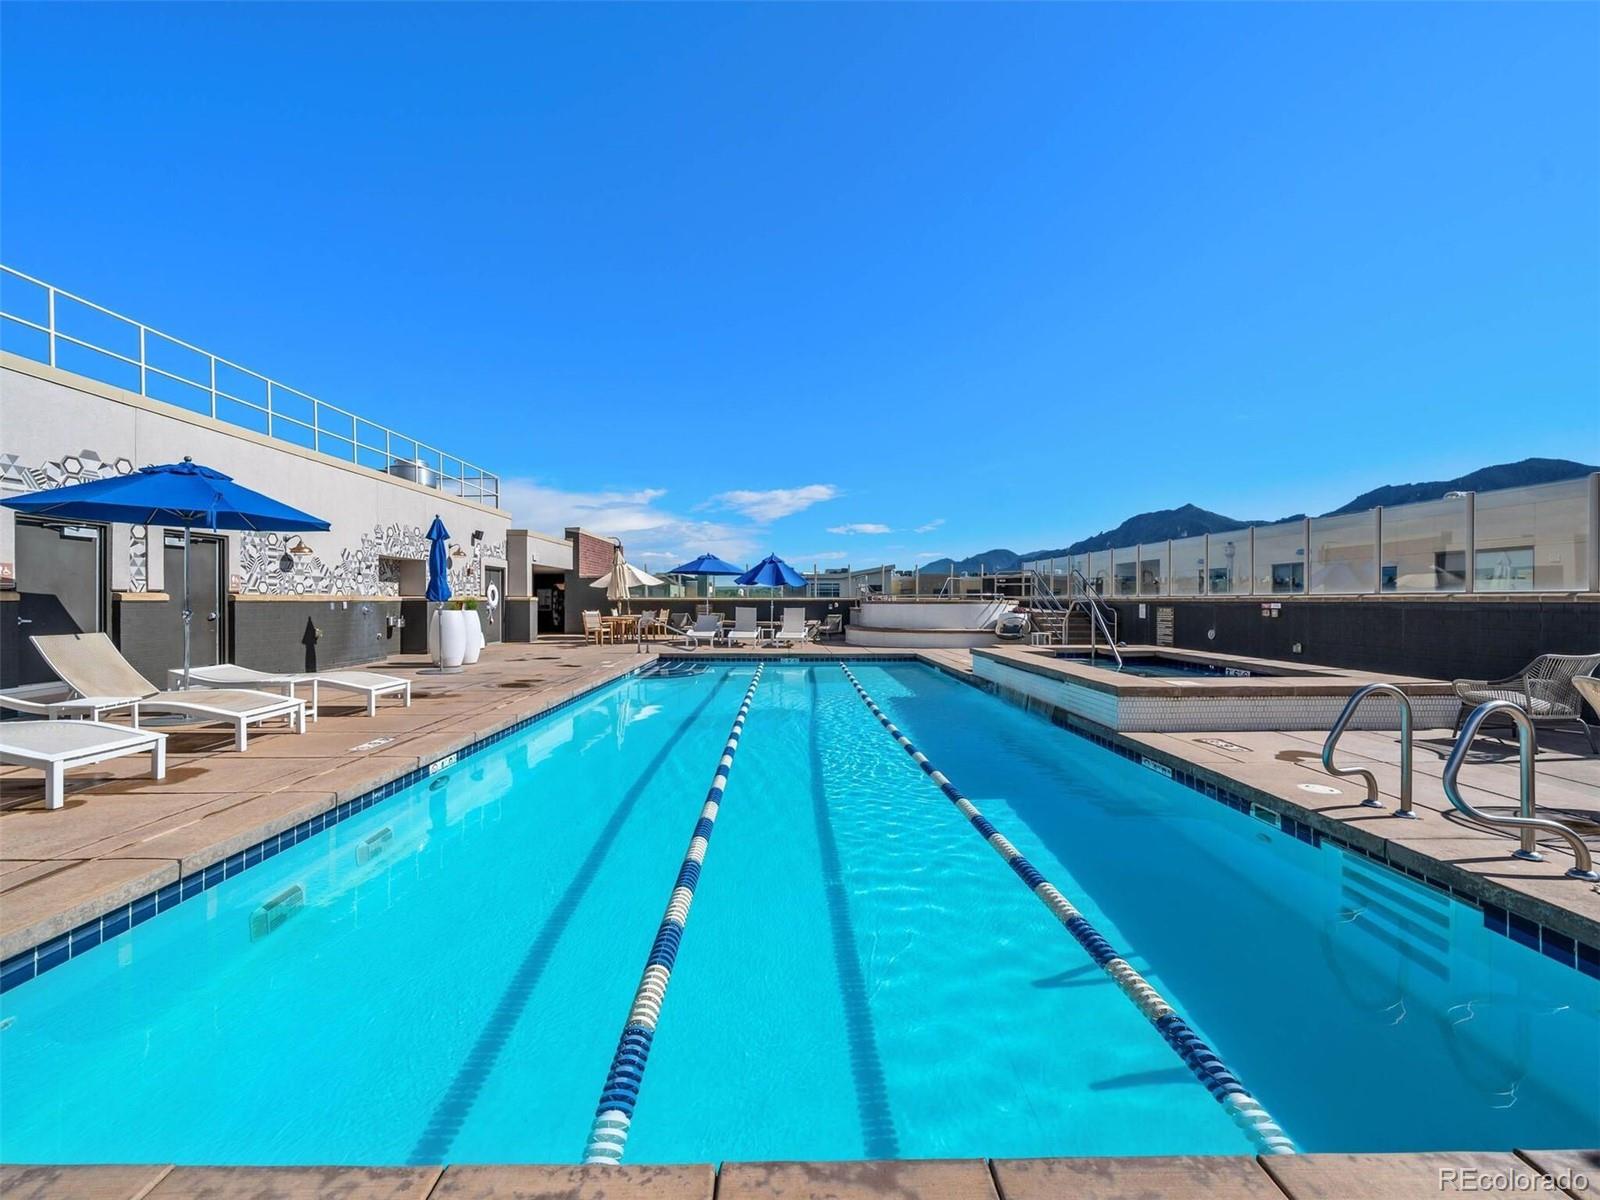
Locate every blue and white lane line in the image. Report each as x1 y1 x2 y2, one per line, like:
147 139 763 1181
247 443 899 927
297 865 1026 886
838 664 1296 1156
582 665 765 1165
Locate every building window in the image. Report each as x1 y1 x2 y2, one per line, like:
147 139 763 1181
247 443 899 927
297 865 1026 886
1270 562 1304 593
1475 546 1534 592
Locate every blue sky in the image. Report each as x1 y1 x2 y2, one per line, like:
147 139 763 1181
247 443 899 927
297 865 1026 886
3 3 1596 569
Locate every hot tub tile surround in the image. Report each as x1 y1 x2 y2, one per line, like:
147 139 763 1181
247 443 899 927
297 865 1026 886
974 646 1461 733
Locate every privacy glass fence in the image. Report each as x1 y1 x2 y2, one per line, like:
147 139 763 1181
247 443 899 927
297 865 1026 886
0 265 500 507
1027 476 1598 597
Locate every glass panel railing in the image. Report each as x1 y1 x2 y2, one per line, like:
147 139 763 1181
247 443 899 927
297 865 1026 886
1310 510 1377 594
1169 535 1207 596
1382 495 1469 592
1207 529 1251 595
1253 520 1307 594
1089 550 1111 594
1474 477 1591 592
1112 546 1138 596
1138 543 1168 596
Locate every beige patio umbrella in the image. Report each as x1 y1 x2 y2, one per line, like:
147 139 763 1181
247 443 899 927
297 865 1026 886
591 546 664 614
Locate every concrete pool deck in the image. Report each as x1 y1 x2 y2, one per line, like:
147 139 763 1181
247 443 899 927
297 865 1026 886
2 637 1596 962
5 1151 1599 1199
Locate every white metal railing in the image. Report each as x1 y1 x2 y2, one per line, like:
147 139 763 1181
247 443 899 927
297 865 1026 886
0 264 500 506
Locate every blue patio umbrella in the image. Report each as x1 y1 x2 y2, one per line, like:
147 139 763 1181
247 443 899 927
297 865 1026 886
425 516 452 603
1 456 328 686
735 553 807 626
666 552 743 608
667 553 743 577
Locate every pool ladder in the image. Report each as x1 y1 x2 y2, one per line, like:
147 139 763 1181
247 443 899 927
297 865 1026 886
1443 701 1597 881
1323 687 1598 880
1323 683 1416 816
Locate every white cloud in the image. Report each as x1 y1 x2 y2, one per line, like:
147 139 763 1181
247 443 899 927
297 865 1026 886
827 522 892 535
790 550 850 562
914 518 945 533
500 478 758 563
711 484 838 522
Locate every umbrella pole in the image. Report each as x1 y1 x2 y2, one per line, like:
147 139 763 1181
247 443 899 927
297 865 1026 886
181 524 193 689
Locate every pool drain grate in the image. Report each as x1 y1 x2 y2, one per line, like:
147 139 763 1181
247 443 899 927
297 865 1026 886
838 663 1296 1157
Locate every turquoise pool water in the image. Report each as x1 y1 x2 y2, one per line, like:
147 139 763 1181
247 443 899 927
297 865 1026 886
1 662 1595 1164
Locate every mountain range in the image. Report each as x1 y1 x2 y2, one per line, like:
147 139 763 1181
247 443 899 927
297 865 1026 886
918 458 1597 576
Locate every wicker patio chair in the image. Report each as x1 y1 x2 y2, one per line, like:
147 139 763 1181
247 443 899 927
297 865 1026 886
1452 652 1600 752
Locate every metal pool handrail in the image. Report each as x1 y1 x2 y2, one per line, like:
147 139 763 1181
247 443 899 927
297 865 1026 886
582 665 765 1165
1322 683 1415 816
837 663 1295 1155
1443 700 1598 881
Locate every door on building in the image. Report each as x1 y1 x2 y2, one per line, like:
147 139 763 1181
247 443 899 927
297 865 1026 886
11 518 107 687
483 566 505 642
536 582 564 634
163 531 226 669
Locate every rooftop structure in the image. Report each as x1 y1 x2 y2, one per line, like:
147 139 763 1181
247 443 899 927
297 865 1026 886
0 265 500 507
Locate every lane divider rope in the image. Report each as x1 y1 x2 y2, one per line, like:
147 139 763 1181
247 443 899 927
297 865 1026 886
838 664 1295 1156
582 665 765 1164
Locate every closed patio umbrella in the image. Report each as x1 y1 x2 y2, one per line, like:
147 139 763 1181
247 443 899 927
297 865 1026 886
2 456 328 687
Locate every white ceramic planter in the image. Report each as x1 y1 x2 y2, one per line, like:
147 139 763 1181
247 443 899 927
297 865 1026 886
461 609 485 664
431 608 468 668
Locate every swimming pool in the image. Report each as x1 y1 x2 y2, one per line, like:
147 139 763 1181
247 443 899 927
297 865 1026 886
2 661 1595 1164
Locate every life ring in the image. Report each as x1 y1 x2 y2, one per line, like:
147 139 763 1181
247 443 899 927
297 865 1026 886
485 582 501 611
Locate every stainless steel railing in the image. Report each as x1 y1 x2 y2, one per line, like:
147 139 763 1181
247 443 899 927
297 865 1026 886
1322 683 1415 815
1442 700 1598 880
0 264 500 506
1060 567 1122 668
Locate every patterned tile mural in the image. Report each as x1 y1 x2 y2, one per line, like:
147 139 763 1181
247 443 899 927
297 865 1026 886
0 449 134 491
1 449 149 590
238 525 503 597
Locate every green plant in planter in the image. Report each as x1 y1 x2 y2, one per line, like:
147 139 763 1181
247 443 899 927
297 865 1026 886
462 597 479 611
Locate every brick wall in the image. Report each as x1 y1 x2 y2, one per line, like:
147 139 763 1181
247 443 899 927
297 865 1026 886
575 531 616 578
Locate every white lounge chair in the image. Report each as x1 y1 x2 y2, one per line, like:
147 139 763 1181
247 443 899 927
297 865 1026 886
164 664 410 720
0 690 142 722
682 614 722 649
774 607 811 645
0 719 166 810
727 607 761 646
31 633 306 752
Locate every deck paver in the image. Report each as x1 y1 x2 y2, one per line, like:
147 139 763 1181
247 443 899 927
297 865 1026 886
717 1159 999 1200
96 789 339 875
0 855 177 959
0 791 241 860
429 1164 714 1200
0 1164 174 1200
1516 1150 1600 1200
1261 1151 1554 1199
145 1166 442 1199
992 1155 1285 1200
